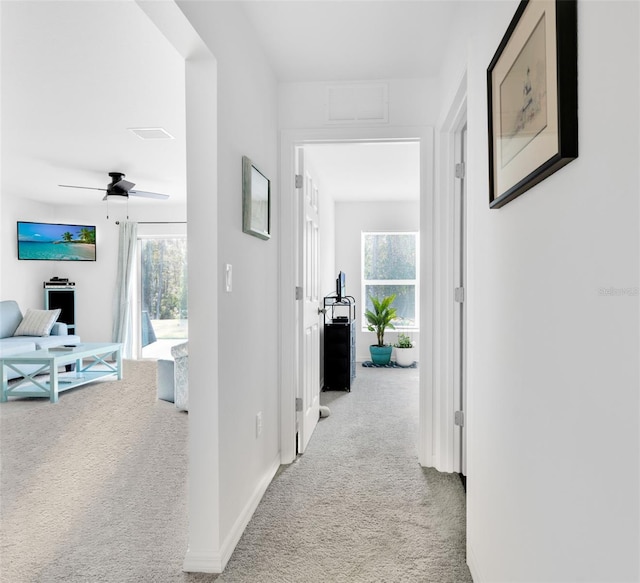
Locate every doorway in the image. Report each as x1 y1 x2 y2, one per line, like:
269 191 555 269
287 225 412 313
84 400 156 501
279 129 434 465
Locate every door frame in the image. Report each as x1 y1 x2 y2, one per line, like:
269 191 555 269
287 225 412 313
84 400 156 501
452 121 467 475
279 125 434 465
433 72 468 472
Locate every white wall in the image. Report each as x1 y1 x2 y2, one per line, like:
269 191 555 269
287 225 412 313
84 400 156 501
176 0 281 569
334 201 420 362
438 1 640 581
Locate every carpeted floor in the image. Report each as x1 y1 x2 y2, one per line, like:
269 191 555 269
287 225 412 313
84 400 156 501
216 365 471 582
0 360 192 583
0 360 471 582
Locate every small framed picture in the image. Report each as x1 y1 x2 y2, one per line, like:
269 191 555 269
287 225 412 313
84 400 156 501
242 156 271 240
487 0 578 208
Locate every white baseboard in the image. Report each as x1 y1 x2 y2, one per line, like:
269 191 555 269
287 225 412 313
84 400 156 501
219 453 281 569
182 549 223 574
182 453 281 574
467 542 483 582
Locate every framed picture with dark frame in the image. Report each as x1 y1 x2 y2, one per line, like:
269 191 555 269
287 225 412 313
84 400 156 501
242 156 271 240
487 0 578 209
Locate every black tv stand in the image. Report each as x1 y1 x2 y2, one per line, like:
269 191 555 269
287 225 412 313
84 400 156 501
323 294 356 392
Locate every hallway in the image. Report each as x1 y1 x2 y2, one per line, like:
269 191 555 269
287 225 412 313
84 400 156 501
215 364 471 582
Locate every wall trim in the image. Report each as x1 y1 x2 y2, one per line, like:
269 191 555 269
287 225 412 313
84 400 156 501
467 541 483 582
183 454 280 574
220 454 281 570
182 549 224 574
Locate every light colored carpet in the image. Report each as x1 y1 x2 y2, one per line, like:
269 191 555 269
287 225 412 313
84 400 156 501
0 360 195 583
216 365 471 582
0 360 471 582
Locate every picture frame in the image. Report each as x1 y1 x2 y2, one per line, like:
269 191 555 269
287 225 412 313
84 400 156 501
242 156 271 240
487 0 577 209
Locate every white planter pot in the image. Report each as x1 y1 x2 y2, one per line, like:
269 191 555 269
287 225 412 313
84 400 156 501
394 347 415 367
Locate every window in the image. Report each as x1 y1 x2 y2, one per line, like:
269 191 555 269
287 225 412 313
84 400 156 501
362 231 419 330
139 237 188 359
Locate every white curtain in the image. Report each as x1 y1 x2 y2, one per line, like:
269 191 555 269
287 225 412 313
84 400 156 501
112 221 138 358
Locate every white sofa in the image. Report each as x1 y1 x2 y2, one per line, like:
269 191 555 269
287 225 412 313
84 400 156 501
0 300 81 380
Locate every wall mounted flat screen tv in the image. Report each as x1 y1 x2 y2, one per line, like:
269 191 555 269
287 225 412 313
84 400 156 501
17 221 96 261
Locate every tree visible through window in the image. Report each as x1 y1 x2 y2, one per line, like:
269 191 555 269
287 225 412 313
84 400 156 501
362 232 419 329
140 237 188 356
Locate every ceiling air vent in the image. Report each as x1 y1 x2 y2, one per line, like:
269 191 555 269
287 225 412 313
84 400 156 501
129 127 174 140
325 83 389 125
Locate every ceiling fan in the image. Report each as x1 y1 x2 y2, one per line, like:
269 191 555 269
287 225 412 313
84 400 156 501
59 172 170 201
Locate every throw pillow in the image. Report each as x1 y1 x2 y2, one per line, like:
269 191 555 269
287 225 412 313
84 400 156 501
13 308 61 337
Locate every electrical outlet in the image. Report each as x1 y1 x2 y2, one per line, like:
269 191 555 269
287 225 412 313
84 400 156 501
256 412 262 438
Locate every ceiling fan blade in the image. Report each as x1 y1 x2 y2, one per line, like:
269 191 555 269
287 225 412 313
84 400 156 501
129 189 170 200
113 179 135 192
59 184 107 192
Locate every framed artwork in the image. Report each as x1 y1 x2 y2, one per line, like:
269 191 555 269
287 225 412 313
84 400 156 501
487 0 577 208
242 156 271 240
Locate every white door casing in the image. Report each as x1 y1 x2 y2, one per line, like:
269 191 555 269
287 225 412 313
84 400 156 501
432 72 468 472
297 147 321 454
453 123 467 476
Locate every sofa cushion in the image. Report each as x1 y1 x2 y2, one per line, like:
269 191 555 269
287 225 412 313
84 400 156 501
0 339 38 356
35 335 81 349
14 308 61 337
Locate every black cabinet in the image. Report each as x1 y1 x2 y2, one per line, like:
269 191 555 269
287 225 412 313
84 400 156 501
323 295 355 391
44 287 76 334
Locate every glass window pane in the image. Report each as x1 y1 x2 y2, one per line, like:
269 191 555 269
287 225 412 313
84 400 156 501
141 238 188 358
364 284 416 328
364 233 416 280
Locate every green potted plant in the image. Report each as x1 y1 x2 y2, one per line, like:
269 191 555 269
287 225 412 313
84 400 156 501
394 333 415 367
365 294 397 365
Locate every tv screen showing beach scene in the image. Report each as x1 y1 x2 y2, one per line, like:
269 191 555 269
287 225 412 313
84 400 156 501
17 221 96 261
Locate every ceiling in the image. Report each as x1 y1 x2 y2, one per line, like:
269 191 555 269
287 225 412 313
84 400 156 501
240 1 459 82
2 1 459 208
2 1 187 208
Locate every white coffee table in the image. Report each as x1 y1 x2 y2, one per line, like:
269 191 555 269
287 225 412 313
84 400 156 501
1 342 122 403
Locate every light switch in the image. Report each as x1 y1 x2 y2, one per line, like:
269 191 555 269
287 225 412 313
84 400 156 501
225 264 232 292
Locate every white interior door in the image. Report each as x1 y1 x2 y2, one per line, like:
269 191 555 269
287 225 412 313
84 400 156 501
297 147 321 454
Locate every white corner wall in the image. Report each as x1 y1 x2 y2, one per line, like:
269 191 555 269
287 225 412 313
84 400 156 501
438 2 640 581
175 1 281 571
334 201 420 362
